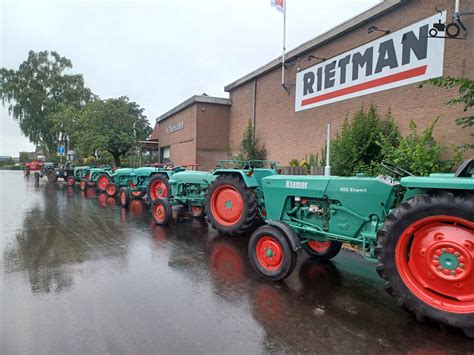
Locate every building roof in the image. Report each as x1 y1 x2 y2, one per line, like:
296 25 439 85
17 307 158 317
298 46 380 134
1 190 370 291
224 0 406 92
155 95 231 123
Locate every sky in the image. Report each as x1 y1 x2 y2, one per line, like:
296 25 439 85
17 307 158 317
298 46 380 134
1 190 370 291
0 0 380 157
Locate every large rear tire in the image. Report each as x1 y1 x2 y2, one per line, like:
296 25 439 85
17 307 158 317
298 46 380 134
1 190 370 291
205 174 258 236
375 191 474 335
47 169 58 183
248 225 297 281
147 174 171 200
97 174 110 191
302 240 342 260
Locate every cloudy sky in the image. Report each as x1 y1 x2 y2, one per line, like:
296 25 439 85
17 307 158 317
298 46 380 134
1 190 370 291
1 0 379 157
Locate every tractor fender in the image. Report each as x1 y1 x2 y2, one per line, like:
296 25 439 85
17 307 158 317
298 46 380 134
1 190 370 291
266 220 302 252
213 170 259 188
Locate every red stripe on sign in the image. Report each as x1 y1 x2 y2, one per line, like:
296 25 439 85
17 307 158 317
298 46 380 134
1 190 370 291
301 65 428 107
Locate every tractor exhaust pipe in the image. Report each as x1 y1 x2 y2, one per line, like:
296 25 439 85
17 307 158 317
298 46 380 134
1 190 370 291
325 123 331 176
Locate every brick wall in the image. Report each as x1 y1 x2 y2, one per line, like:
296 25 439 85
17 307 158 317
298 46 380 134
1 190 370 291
196 103 230 170
228 0 474 165
155 105 197 165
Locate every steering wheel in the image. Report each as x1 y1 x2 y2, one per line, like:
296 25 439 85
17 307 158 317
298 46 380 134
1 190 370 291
165 163 174 170
381 161 413 177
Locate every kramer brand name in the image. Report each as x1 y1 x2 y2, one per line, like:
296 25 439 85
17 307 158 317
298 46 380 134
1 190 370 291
286 181 308 189
295 12 445 111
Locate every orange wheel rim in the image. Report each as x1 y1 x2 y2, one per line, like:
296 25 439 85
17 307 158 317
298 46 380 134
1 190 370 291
210 185 243 226
150 180 168 199
307 241 331 253
256 236 283 271
396 215 474 314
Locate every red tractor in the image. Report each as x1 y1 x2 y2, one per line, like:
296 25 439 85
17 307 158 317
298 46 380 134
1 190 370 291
23 160 44 176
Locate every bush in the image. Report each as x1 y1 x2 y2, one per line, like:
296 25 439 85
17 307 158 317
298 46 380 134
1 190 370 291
377 119 446 176
230 120 267 167
330 105 400 176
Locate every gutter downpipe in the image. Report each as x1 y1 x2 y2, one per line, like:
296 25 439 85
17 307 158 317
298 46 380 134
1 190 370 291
252 78 257 140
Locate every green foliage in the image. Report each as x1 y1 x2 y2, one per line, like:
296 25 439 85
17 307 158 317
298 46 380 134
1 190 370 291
75 97 151 167
308 153 319 167
330 105 400 176
377 119 445 176
0 50 93 157
0 158 15 167
19 152 29 164
231 120 267 167
289 159 300 167
429 76 474 149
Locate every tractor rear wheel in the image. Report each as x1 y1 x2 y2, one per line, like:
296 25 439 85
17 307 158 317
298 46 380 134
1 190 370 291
66 176 76 187
205 174 258 236
188 205 205 218
97 174 110 191
47 169 57 183
375 191 474 336
248 225 297 281
105 183 118 197
302 240 342 260
119 187 130 207
152 197 172 225
147 174 171 200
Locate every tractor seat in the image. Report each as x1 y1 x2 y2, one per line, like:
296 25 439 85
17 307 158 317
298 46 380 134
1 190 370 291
454 159 474 178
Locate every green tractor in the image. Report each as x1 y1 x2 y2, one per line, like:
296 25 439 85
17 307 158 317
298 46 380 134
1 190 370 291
150 160 279 230
246 160 474 337
65 166 92 187
116 163 191 207
78 165 113 192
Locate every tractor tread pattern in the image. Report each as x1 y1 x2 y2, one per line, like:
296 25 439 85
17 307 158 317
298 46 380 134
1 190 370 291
205 174 258 236
374 190 474 333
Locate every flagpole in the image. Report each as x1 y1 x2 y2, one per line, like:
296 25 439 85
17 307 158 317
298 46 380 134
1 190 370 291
281 2 286 87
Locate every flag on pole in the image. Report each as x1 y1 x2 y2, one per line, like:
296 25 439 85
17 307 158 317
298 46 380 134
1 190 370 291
270 0 285 13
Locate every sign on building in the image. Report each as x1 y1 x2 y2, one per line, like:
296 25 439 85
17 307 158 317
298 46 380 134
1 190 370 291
295 12 446 112
166 120 184 134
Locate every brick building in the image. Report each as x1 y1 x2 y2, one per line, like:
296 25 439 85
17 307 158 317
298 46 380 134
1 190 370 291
152 95 231 170
151 0 473 168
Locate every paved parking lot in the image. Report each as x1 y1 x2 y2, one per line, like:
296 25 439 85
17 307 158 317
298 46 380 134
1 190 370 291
1 170 472 354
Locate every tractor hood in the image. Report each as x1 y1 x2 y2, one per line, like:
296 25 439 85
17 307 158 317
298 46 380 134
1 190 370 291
401 174 474 190
170 171 215 185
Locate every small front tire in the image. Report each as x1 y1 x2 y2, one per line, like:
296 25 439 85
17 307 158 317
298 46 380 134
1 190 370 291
248 225 297 281
119 187 130 207
152 198 172 225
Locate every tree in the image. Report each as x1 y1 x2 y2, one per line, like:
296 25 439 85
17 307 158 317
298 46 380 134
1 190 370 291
19 152 29 163
0 50 93 157
429 76 474 150
330 105 400 176
230 120 267 166
76 97 151 166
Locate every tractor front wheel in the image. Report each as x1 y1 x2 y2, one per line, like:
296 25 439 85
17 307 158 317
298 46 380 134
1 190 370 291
205 174 258 235
66 176 76 187
105 183 118 197
147 174 171 200
80 180 88 191
24 168 30 176
97 174 110 191
302 240 342 260
152 198 172 225
46 169 58 183
189 205 205 218
248 225 297 281
376 191 474 336
119 187 130 207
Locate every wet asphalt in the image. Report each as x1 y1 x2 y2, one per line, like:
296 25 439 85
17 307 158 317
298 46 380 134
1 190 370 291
0 170 473 354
